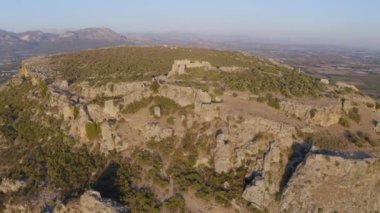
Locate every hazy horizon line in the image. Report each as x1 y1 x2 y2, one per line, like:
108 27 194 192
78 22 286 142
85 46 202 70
2 26 380 52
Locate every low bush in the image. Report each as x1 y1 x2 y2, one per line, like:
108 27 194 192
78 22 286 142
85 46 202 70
256 94 280 109
85 122 102 140
310 109 317 119
166 116 175 125
366 102 375 108
163 194 186 212
338 117 350 128
122 97 153 114
213 87 224 96
150 80 160 93
116 164 161 212
348 107 361 123
306 131 347 150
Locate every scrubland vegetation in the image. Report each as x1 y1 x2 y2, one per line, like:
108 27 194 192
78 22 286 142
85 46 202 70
122 96 189 116
49 46 261 82
48 46 327 97
0 79 106 203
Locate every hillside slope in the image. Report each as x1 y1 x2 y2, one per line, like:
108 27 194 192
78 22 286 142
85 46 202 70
1 46 380 212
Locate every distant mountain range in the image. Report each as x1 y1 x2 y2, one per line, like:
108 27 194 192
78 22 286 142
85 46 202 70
0 27 129 58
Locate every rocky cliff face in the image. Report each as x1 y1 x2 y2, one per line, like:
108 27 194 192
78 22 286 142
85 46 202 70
280 100 346 127
2 47 380 212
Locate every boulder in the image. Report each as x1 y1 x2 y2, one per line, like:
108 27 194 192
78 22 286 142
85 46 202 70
103 100 118 117
153 106 161 118
320 78 330 84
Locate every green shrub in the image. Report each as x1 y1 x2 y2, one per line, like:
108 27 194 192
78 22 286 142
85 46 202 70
306 132 347 150
150 80 160 93
124 96 184 116
369 140 380 147
355 140 366 148
85 122 102 140
357 132 379 147
166 116 175 125
213 87 224 96
116 164 161 212
151 97 183 116
256 94 280 109
122 97 153 114
164 194 186 212
310 109 317 119
252 132 273 142
109 84 114 92
256 96 266 103
348 107 361 123
177 80 210 92
73 106 80 119
266 94 280 109
366 102 375 108
148 166 170 187
376 102 380 110
338 117 350 128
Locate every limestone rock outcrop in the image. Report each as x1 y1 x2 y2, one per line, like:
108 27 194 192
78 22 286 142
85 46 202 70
280 154 380 212
0 178 26 193
55 190 129 213
232 118 296 210
280 100 343 127
144 121 174 141
80 81 149 99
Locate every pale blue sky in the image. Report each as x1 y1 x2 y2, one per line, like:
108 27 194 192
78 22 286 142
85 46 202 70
1 0 379 48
